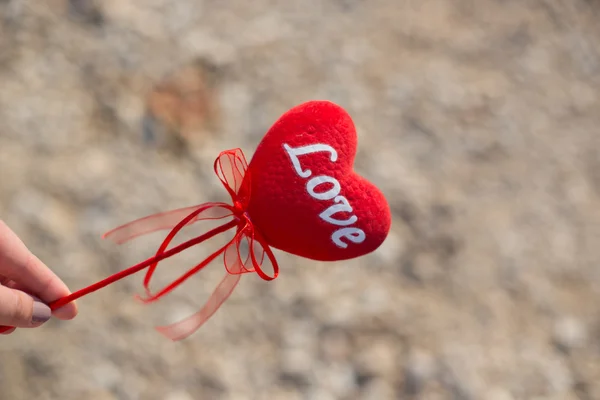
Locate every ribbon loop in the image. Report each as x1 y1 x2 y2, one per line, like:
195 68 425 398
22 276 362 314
214 148 251 207
139 148 278 340
121 148 278 340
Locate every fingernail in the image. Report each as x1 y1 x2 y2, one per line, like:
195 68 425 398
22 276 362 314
32 298 51 324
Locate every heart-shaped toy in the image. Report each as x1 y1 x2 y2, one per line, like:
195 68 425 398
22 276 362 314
0 100 392 340
246 100 391 261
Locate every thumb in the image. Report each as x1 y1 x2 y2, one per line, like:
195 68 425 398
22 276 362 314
0 285 51 328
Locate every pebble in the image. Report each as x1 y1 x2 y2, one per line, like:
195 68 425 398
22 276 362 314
304 389 337 400
404 349 436 393
553 316 587 351
91 361 122 389
485 388 515 400
320 327 351 362
165 390 195 400
281 348 314 376
322 363 358 398
78 390 119 400
361 378 396 400
354 338 399 377
374 229 404 264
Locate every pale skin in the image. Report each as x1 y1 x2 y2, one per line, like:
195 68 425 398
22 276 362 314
0 220 78 334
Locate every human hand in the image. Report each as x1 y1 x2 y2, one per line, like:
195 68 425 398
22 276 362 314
0 220 78 334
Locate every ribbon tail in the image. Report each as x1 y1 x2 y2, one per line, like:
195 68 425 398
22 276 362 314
154 222 250 340
103 203 232 245
155 271 241 341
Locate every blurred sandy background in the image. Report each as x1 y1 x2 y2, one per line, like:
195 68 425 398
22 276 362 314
1 0 600 399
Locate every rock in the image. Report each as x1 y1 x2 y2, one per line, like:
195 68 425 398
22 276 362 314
77 390 119 400
280 348 314 377
354 338 399 377
360 378 396 400
165 390 195 400
404 349 436 395
553 316 587 352
484 388 515 400
91 361 122 389
144 58 222 149
319 326 351 362
323 363 357 398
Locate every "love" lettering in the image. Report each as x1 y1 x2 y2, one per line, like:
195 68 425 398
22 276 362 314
283 143 366 249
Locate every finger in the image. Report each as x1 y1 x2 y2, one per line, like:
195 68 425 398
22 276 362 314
2 279 78 320
0 285 51 328
0 221 78 320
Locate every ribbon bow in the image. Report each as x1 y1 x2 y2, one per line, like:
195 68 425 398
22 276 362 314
0 149 279 340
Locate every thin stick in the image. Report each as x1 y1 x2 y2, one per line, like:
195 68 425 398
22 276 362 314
49 219 238 310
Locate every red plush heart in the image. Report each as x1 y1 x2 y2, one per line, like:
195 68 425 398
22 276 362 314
245 101 391 261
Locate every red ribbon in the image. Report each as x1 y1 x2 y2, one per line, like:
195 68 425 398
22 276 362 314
0 149 279 340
